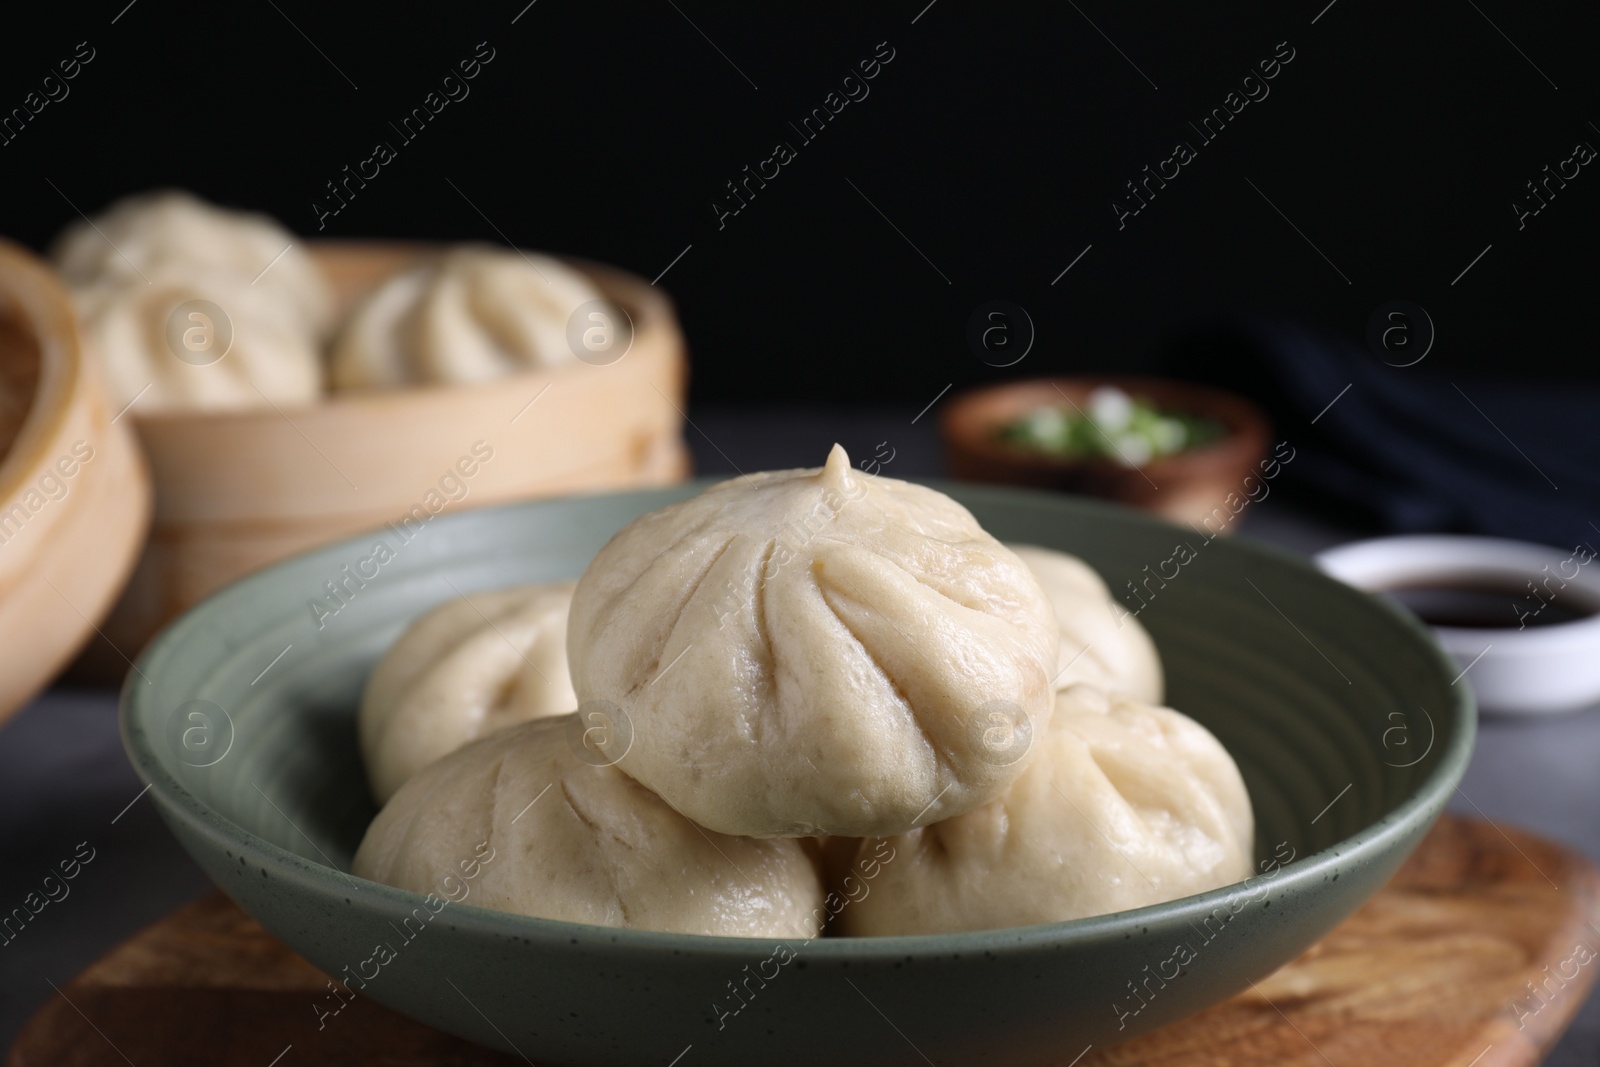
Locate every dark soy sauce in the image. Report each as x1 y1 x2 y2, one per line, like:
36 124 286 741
1382 582 1595 629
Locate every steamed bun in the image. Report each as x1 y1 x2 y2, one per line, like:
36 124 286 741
71 268 323 413
566 444 1061 839
329 245 606 390
1008 544 1163 704
51 190 331 413
359 583 577 804
833 685 1253 935
353 715 826 937
52 190 333 338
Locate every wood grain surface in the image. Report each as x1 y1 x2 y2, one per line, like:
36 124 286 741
9 815 1598 1067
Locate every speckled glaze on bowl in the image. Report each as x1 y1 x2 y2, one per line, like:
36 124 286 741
121 482 1474 1067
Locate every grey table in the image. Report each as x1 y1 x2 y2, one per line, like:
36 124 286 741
2 407 1596 1062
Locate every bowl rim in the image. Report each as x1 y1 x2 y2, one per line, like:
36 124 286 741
120 480 1476 959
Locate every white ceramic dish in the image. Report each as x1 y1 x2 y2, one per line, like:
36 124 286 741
1316 534 1600 716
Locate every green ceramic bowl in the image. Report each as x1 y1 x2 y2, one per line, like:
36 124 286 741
122 482 1474 1067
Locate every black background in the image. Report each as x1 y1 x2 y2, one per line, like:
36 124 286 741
0 0 1594 404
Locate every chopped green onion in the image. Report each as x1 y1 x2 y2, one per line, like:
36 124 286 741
997 387 1223 467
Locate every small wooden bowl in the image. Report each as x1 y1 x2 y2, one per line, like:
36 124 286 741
0 241 150 723
102 241 689 651
940 376 1271 530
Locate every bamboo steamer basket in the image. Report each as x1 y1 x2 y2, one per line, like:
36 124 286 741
0 241 151 723
103 241 689 650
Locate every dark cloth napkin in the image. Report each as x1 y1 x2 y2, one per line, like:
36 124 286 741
1161 320 1600 550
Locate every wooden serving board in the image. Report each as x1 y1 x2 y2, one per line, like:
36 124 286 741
10 815 1599 1067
